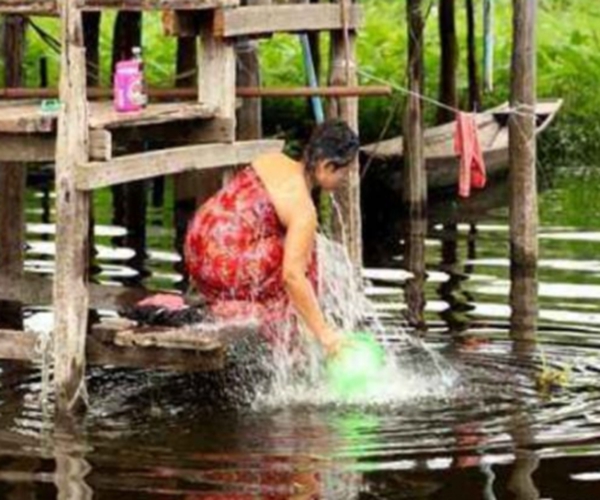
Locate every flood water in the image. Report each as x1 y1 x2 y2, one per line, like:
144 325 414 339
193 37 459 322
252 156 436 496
2 165 600 498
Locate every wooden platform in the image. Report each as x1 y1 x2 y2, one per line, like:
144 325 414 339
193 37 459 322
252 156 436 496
0 0 238 14
0 101 217 134
0 317 260 372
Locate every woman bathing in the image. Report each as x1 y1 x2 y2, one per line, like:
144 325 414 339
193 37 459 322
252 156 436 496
184 120 360 356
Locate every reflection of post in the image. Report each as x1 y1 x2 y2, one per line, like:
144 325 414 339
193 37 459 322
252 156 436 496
54 416 93 500
403 215 427 333
507 341 540 500
509 0 538 341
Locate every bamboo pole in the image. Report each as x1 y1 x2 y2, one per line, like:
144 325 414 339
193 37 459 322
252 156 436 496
327 7 362 269
509 0 538 339
53 0 91 412
0 15 27 330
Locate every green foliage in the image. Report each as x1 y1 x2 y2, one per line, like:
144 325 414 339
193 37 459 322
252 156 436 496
2 2 600 163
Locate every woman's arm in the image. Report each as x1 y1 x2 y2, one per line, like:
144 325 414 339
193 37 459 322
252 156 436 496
282 210 341 354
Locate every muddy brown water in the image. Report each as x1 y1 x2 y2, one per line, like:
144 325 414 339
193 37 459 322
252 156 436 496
1 166 600 499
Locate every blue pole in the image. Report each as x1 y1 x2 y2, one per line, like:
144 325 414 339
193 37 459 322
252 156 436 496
299 33 325 124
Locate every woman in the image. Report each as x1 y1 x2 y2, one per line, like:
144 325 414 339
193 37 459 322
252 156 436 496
184 120 360 356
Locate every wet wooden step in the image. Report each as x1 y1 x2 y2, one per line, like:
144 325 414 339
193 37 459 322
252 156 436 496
0 317 260 372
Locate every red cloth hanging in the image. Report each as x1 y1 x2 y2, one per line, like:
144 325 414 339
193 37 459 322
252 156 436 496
454 111 487 198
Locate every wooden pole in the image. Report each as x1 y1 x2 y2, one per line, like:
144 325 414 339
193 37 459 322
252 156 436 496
0 15 27 330
509 0 538 339
465 0 481 110
403 0 426 209
110 12 148 287
0 85 392 99
403 0 427 332
198 12 237 187
437 0 457 124
327 13 362 269
53 0 91 412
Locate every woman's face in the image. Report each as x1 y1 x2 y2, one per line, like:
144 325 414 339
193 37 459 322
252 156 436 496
314 160 351 191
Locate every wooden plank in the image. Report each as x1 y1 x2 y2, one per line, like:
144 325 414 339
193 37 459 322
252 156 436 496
88 101 216 129
0 330 37 361
0 134 55 162
77 0 238 10
214 4 362 38
112 320 259 350
53 0 91 413
76 139 283 190
0 1 57 14
0 273 152 309
0 327 228 372
0 102 56 134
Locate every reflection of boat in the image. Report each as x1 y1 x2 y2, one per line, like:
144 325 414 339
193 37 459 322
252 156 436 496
360 99 563 191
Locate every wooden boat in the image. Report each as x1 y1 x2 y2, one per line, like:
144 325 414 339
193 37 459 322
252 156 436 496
360 99 563 191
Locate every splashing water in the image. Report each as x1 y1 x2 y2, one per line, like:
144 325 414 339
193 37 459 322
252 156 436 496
252 234 459 409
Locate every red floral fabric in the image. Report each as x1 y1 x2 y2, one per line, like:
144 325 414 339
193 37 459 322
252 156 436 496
184 167 317 344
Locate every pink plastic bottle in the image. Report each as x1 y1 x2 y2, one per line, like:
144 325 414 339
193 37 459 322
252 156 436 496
113 60 144 112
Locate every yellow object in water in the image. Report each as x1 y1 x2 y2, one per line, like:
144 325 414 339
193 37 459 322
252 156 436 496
326 332 385 399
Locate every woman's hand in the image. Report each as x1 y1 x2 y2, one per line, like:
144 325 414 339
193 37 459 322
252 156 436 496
318 327 345 357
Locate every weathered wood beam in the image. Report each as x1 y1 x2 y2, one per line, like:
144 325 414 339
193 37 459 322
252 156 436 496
213 4 362 38
0 330 37 361
509 0 538 339
77 0 238 10
0 273 151 309
53 0 91 412
76 139 283 190
0 1 57 14
0 134 55 162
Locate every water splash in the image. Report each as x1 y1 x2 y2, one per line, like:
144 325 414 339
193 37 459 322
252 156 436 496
252 234 459 409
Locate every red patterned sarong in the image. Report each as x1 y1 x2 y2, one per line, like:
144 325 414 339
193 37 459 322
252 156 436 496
184 167 317 344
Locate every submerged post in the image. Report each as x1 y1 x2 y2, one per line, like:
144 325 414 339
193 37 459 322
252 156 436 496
54 0 91 411
509 0 538 339
402 0 427 332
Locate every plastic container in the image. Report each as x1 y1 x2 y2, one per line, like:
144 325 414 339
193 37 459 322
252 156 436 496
113 59 144 112
326 331 385 399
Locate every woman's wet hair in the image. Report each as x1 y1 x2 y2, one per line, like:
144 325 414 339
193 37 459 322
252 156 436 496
303 119 360 172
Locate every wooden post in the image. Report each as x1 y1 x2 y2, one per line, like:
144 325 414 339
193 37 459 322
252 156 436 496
54 0 91 412
437 0 457 124
0 15 27 330
236 37 262 140
465 0 481 110
110 12 148 287
403 0 427 331
403 0 426 210
198 11 237 185
509 0 538 339
327 4 362 269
